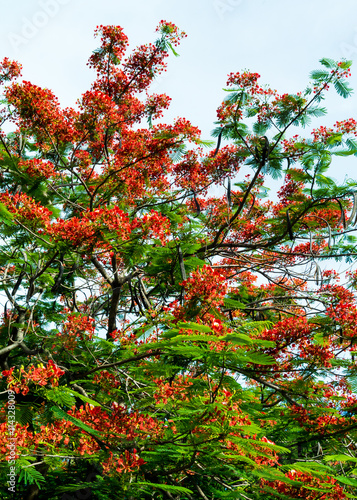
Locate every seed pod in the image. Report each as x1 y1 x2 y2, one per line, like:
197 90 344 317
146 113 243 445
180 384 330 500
12 270 26 297
286 209 294 240
336 198 347 229
227 177 232 207
138 277 151 310
192 190 201 216
309 231 313 254
51 262 64 293
133 284 144 315
213 130 222 157
26 281 35 302
327 223 332 249
347 192 357 227
261 136 269 165
128 280 136 313
177 245 187 281
247 193 256 216
314 262 322 287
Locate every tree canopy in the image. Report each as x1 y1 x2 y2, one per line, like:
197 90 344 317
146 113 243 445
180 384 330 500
1 21 357 500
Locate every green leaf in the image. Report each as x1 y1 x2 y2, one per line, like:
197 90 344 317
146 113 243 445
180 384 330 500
223 298 246 309
0 201 14 226
167 42 179 57
253 121 270 135
44 388 76 407
68 389 101 407
133 482 193 494
176 321 212 333
243 352 277 365
338 60 353 69
319 57 337 68
336 476 357 487
310 69 329 80
55 482 99 494
324 454 357 463
167 334 224 343
50 406 102 439
254 339 276 348
333 149 357 156
18 465 45 488
307 106 327 118
334 78 353 98
221 333 253 345
161 328 181 339
313 332 329 347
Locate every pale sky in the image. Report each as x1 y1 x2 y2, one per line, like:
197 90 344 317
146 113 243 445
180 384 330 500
1 0 357 181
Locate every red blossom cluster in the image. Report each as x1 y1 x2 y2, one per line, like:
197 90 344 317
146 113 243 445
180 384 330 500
102 449 145 474
289 403 353 434
72 149 98 181
48 208 171 248
2 360 65 395
0 57 22 84
153 376 193 405
281 135 306 157
6 81 77 144
56 312 95 350
336 61 352 77
0 402 159 474
259 316 334 369
277 172 304 206
132 210 171 245
263 470 346 499
18 158 58 179
93 370 120 395
155 20 187 46
312 117 357 142
68 402 164 460
0 191 52 228
123 45 167 93
88 25 129 74
145 92 172 120
182 265 228 308
49 216 97 246
325 284 357 341
226 71 261 91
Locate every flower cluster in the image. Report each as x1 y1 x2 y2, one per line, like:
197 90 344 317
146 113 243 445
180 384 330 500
0 57 22 84
155 20 187 46
132 210 171 244
259 316 334 368
226 71 261 90
6 81 76 144
18 158 57 179
312 117 357 142
88 25 129 74
0 191 52 228
57 312 95 350
93 370 120 395
153 376 193 405
182 265 228 308
277 173 304 206
2 360 65 395
326 284 357 341
262 470 346 499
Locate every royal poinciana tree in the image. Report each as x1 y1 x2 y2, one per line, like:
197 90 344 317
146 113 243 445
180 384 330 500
1 21 357 500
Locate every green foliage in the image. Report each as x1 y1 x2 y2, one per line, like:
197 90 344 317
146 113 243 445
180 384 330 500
0 30 357 500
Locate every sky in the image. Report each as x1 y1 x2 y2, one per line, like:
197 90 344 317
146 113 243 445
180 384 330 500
1 0 357 283
1 0 357 179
